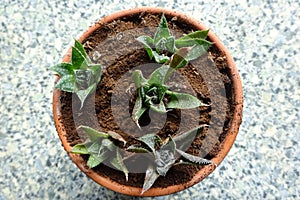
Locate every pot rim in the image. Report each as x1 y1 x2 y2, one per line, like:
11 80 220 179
52 6 243 197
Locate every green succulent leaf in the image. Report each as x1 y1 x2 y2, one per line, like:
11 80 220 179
50 62 74 76
173 160 197 166
154 137 176 176
132 93 148 127
155 149 175 176
71 46 88 70
148 65 169 86
55 75 76 92
74 39 91 63
175 30 212 61
161 137 176 153
132 70 147 89
152 51 170 63
73 65 101 106
186 42 212 61
167 91 203 109
89 64 102 83
137 134 162 153
70 143 90 154
145 85 168 107
111 149 129 181
176 30 209 42
175 37 212 49
157 85 168 102
150 101 166 113
87 152 108 168
173 125 208 151
142 164 160 194
136 36 154 59
169 48 189 69
101 138 115 151
154 13 171 45
155 36 175 53
127 145 150 153
74 69 93 89
107 131 126 145
87 142 102 154
76 83 96 108
165 36 175 53
78 126 109 142
176 149 214 165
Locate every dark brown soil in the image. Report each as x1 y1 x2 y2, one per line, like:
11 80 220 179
58 12 234 188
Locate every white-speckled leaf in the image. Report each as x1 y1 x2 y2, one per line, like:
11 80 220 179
132 70 147 89
156 36 175 53
150 101 166 113
87 152 108 168
155 149 175 176
167 91 202 109
127 145 150 153
152 51 169 64
136 36 154 59
89 64 102 84
71 46 88 69
132 93 147 126
138 134 161 153
173 125 208 150
50 62 73 76
176 149 213 165
148 65 169 86
176 30 209 42
186 42 212 61
87 142 101 154
155 137 176 176
74 39 91 63
55 75 76 92
169 50 189 69
110 150 129 181
142 164 160 194
154 13 171 45
76 83 96 108
78 126 109 142
70 143 89 154
107 131 126 146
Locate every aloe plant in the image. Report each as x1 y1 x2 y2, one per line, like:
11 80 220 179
131 64 208 127
137 13 213 66
127 125 215 193
50 39 102 108
71 126 129 181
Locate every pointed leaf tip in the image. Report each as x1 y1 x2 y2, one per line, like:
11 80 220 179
78 126 109 142
167 91 202 109
176 149 213 165
142 164 160 194
74 39 90 63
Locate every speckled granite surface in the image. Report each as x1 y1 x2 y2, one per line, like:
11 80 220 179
1 0 299 199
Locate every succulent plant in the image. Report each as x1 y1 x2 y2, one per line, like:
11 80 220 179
50 39 102 108
131 64 208 127
137 13 213 66
127 125 215 193
71 126 128 181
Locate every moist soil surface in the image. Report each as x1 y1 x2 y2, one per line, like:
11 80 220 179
58 12 234 188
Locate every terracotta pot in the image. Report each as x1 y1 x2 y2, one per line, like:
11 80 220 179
52 7 243 197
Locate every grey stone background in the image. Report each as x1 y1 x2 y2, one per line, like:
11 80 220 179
0 0 299 199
